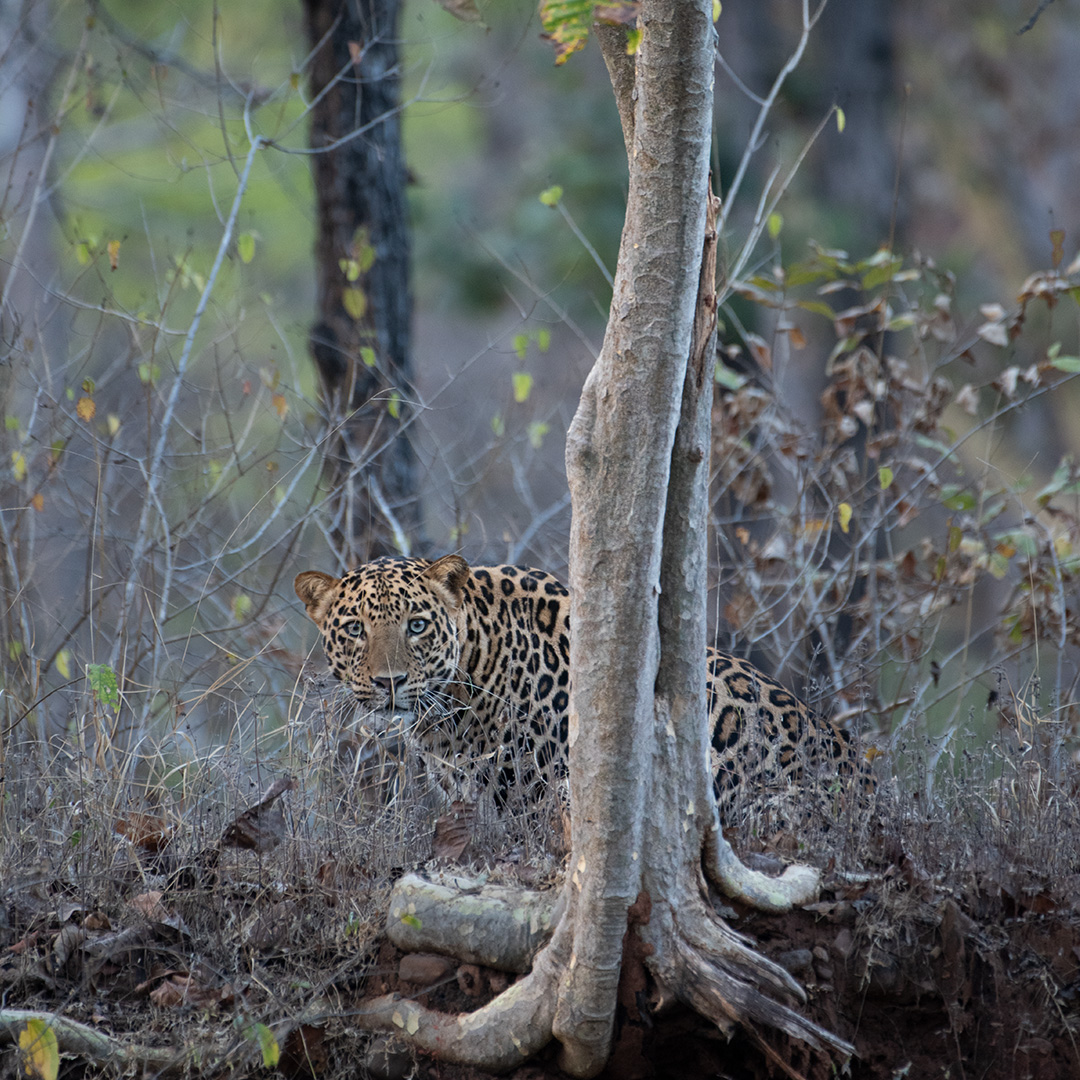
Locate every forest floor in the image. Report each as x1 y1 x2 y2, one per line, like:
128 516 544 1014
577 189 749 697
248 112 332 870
2 733 1080 1080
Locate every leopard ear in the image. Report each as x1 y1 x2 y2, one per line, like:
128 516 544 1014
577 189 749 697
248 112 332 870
294 571 341 626
422 555 470 606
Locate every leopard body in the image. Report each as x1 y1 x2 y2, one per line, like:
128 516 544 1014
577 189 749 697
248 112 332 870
295 555 872 817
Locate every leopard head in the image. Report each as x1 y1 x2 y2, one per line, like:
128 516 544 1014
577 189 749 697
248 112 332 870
294 555 471 712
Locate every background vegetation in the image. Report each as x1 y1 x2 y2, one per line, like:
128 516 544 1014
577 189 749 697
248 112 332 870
3 1 1080 1075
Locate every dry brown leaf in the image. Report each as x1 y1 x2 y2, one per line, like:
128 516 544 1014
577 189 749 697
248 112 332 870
221 776 295 853
432 0 482 20
432 800 475 861
130 891 169 920
116 812 176 854
145 970 236 1009
744 332 772 372
954 383 979 415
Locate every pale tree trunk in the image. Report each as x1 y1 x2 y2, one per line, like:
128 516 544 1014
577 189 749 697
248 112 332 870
350 1 850 1074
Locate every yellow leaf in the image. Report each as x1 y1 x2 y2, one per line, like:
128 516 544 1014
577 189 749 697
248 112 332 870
11 450 27 482
19 1019 59 1080
253 1023 279 1068
76 397 96 422
56 648 72 680
31 493 44 512
836 106 846 133
272 393 288 419
108 239 120 271
107 414 120 436
512 372 533 403
713 0 721 21
343 287 367 320
838 502 853 534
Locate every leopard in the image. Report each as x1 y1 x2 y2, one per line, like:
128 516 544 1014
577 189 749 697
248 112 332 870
294 554 874 823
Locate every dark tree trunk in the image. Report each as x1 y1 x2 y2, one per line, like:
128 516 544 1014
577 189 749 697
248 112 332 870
303 0 422 563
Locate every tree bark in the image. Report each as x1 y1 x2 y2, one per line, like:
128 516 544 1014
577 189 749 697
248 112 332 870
303 0 421 563
556 4 837 1076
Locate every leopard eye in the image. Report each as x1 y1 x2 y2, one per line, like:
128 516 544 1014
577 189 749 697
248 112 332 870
343 621 363 639
406 617 429 636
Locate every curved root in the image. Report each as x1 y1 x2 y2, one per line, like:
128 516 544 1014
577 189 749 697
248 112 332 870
704 824 821 913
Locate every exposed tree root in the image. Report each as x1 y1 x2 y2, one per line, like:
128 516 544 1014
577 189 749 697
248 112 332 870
358 923 569 1071
386 871 562 972
0 1009 185 1076
704 824 821 912
672 933 854 1056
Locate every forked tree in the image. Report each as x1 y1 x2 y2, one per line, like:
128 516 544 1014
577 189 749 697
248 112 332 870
355 1 852 1072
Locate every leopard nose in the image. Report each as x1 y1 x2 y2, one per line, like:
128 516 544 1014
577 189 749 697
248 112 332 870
371 674 408 704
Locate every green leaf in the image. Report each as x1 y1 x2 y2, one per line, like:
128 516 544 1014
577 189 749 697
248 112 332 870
238 232 256 264
11 450 27 482
387 391 401 420
861 256 903 291
512 372 533 403
138 362 160 385
878 466 893 490
795 299 836 319
539 0 598 64
360 346 377 368
55 649 72 681
625 26 641 54
766 212 783 241
87 663 120 712
528 421 550 449
491 414 505 438
536 329 551 353
836 106 846 133
1050 354 1080 373
233 593 253 621
886 312 916 331
539 185 563 207
939 485 976 512
712 0 721 20
400 913 422 929
513 333 529 360
714 362 747 391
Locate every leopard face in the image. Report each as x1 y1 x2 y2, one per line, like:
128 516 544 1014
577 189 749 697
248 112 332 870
295 555 874 818
294 556 470 714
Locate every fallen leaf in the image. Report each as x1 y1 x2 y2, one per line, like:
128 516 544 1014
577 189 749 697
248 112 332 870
433 800 475 861
221 776 295 853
